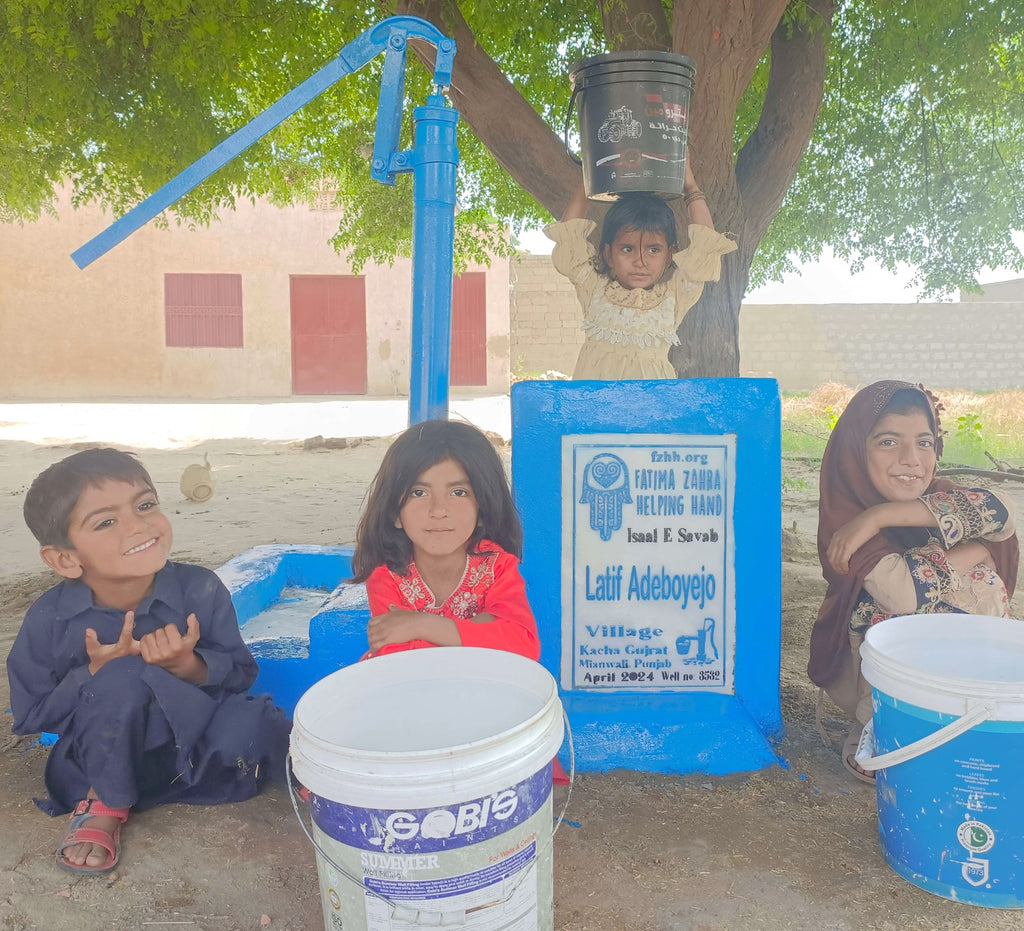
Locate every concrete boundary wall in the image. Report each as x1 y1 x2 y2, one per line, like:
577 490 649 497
511 256 1024 390
510 254 583 378
738 302 1024 391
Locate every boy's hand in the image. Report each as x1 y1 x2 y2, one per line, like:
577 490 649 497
137 613 208 684
85 611 141 675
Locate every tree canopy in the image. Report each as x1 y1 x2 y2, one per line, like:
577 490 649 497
3 1 1023 374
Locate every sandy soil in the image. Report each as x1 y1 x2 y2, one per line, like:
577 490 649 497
2 402 1024 931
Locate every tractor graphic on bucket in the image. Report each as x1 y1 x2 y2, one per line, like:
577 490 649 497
597 106 642 144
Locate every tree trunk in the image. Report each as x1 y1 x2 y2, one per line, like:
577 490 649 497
671 0 836 377
600 0 671 51
395 0 581 217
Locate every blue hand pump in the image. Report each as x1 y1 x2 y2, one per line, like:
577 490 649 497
71 16 459 424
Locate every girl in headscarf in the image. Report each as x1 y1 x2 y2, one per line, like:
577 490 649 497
808 380 1019 782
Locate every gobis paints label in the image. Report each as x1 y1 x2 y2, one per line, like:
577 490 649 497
311 767 551 854
310 765 555 931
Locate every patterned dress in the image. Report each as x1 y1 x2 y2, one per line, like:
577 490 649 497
545 218 736 379
845 487 1016 724
364 539 539 660
850 488 1016 632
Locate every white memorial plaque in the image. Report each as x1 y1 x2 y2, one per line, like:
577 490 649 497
561 433 736 692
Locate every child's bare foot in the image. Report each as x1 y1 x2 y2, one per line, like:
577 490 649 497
57 797 129 873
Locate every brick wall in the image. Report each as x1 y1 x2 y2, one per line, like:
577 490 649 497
510 255 584 377
738 302 1024 390
510 257 1024 390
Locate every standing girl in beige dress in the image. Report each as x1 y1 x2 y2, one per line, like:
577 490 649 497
546 158 735 379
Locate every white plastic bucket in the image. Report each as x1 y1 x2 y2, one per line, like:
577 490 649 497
857 614 1024 907
290 647 565 930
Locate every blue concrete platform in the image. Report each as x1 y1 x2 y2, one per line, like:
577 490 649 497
512 378 785 775
217 544 371 715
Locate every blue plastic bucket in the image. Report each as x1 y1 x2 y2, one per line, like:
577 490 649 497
857 614 1024 907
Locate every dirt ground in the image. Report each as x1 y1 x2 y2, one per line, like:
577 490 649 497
2 422 1024 931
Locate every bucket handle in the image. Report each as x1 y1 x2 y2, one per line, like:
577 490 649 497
286 755 393 910
563 87 582 165
287 706 575 926
854 702 996 772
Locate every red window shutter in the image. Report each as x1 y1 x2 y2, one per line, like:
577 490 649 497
450 272 487 385
165 273 243 348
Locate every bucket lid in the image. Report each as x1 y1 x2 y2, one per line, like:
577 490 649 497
860 614 1024 719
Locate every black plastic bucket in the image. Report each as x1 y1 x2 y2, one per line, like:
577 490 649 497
568 51 695 200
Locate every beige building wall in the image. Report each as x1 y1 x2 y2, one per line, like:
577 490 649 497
0 187 510 399
5 193 1019 399
960 278 1024 302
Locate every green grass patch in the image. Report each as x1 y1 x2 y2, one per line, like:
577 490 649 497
781 386 1024 474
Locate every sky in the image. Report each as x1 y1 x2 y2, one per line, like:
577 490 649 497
517 229 1024 304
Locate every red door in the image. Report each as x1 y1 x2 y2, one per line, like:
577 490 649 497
290 275 367 395
450 272 487 386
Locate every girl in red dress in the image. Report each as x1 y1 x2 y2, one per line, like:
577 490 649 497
351 419 539 661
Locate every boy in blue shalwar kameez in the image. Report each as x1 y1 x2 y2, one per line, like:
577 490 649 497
6 448 290 874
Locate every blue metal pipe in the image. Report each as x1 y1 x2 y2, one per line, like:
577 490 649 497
408 97 459 423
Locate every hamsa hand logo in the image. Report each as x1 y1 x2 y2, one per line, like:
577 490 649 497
580 453 632 541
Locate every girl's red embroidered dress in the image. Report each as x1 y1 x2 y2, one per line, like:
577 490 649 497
364 539 539 660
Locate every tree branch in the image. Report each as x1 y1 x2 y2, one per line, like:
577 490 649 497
734 0 836 254
395 0 579 218
669 0 789 235
601 0 671 51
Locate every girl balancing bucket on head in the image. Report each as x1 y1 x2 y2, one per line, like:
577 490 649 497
546 157 735 381
557 50 736 381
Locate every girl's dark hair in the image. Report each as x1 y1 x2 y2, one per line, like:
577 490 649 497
351 420 523 581
596 193 678 277
880 387 932 421
24 447 156 546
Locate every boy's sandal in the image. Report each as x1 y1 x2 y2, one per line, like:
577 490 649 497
841 724 876 786
56 798 130 874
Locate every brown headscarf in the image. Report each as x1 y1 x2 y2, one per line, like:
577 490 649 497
808 380 1020 687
